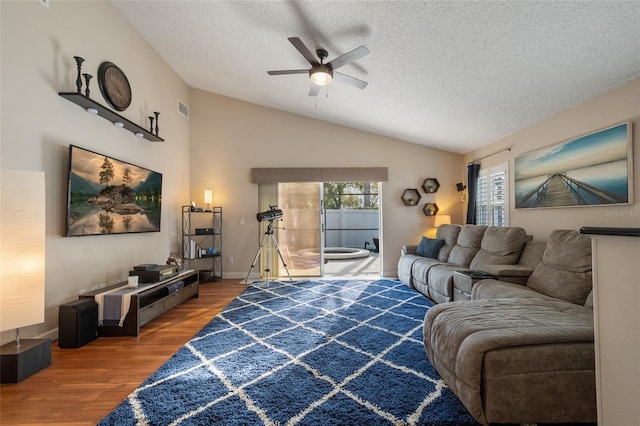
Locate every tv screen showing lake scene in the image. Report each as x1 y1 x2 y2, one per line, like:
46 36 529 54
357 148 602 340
66 145 162 236
515 122 632 209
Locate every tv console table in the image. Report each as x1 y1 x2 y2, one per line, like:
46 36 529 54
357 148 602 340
80 270 199 337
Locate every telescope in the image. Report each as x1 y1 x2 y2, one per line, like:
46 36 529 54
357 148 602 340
256 206 283 222
244 205 291 285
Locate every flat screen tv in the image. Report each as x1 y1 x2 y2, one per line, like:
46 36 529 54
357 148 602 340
66 145 162 237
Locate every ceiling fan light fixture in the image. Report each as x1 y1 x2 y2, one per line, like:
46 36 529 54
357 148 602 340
310 65 333 85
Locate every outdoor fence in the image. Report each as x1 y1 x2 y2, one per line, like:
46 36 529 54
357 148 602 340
325 209 379 249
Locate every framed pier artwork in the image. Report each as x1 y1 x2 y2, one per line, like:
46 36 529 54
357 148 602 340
515 122 633 209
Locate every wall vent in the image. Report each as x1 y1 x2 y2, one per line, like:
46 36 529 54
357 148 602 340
178 100 189 119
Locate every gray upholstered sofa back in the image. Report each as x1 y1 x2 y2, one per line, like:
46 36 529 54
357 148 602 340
526 230 593 305
434 224 461 262
470 226 529 270
447 225 487 267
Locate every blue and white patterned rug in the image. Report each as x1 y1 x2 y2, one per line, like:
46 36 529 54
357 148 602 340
99 278 478 425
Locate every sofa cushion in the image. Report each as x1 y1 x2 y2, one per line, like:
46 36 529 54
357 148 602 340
472 279 558 301
447 225 487 267
469 226 528 270
411 257 446 288
527 264 593 305
416 236 445 258
541 230 592 273
527 230 593 305
427 264 471 303
435 224 461 262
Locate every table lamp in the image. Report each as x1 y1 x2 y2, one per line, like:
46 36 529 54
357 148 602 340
204 189 213 212
433 215 452 228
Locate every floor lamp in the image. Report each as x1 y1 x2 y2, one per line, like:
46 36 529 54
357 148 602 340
0 169 51 383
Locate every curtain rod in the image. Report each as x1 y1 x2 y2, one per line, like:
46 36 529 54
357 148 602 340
468 146 513 165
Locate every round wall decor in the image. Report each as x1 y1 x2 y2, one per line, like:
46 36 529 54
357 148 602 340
97 61 132 111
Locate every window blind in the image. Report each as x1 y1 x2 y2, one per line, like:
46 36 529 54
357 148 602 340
475 163 508 226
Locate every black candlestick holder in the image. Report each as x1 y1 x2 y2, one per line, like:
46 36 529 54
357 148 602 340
82 73 92 97
154 111 160 136
149 116 155 133
74 56 84 94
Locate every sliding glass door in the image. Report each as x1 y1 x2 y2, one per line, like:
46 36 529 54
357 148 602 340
257 181 381 279
277 183 324 276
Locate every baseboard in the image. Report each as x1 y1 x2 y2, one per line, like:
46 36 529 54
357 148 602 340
224 272 398 281
223 272 260 280
382 271 398 279
37 328 59 342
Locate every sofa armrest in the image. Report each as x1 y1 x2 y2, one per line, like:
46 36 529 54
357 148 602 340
479 264 534 277
478 264 535 285
401 244 418 256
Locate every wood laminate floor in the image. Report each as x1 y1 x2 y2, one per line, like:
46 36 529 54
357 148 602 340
0 280 248 426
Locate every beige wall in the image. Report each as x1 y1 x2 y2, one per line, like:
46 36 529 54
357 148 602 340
188 89 464 278
0 1 191 344
463 78 640 239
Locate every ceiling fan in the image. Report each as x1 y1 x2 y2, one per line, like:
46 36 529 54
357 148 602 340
267 37 370 96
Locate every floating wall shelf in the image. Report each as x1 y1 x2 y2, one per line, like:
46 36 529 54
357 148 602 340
422 178 440 193
59 92 163 142
401 188 421 206
423 203 439 216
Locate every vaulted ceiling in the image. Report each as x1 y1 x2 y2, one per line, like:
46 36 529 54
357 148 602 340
112 0 640 154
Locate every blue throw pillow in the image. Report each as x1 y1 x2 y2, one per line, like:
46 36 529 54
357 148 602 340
416 236 445 258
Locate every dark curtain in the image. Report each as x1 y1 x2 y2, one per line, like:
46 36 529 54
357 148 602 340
465 163 481 224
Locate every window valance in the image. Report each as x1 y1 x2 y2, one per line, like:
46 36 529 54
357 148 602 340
251 167 388 183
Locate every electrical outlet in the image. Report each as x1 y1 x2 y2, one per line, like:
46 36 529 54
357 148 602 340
228 256 234 264
240 217 245 225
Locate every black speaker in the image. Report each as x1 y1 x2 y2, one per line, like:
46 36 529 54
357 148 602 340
58 299 98 348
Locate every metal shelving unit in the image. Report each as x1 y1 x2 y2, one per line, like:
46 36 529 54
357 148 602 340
181 205 222 282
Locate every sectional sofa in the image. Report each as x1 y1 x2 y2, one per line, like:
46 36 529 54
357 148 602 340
398 224 543 302
399 227 596 425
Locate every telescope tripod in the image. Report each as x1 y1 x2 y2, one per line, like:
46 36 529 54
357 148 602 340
243 220 292 286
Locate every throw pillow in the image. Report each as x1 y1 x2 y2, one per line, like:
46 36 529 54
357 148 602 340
416 236 444 258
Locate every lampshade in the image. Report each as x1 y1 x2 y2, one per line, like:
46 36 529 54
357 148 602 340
433 215 452 228
310 65 333 85
0 170 46 333
204 189 213 205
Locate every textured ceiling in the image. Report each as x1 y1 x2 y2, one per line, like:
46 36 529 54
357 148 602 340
112 1 640 154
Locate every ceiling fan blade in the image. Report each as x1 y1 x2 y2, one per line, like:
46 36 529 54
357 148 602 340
267 69 309 75
327 45 369 70
288 37 319 66
308 83 320 97
334 72 368 90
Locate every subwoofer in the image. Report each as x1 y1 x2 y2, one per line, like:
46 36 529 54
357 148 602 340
58 299 98 348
